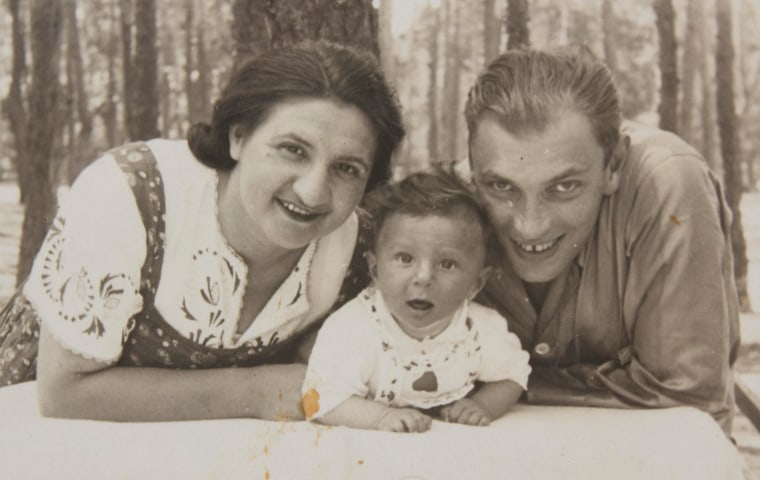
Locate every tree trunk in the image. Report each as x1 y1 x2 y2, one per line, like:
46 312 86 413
121 0 135 139
678 0 701 147
233 0 379 66
17 0 64 285
601 0 617 73
699 1 718 171
484 0 500 65
378 0 394 80
506 0 530 50
442 0 461 163
104 0 119 147
184 0 211 125
737 0 759 191
2 0 29 203
715 0 750 312
427 4 440 163
654 0 678 133
64 0 95 183
232 0 270 65
130 0 159 139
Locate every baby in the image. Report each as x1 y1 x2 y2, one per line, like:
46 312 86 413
302 169 530 433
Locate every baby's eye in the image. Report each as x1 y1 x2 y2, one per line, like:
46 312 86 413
394 253 413 264
439 259 457 270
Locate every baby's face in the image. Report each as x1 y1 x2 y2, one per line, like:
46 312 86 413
369 211 489 334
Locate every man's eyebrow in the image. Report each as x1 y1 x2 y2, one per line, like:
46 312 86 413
546 166 590 183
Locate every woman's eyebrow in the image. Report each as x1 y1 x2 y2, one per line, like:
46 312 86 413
277 132 314 149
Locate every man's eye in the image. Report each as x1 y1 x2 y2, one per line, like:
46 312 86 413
486 179 512 192
553 181 579 194
395 253 413 264
439 259 457 270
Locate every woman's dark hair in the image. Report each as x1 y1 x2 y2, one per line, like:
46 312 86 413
362 166 495 261
187 40 405 191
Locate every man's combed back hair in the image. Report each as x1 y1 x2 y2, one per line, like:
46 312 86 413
362 166 494 254
465 45 622 161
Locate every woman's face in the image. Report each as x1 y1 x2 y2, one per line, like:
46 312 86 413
227 97 377 252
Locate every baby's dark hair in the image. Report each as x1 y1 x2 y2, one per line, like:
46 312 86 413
362 166 495 258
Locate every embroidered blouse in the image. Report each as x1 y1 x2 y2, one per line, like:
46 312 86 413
303 287 531 418
23 139 359 365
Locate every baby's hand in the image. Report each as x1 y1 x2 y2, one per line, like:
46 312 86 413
440 398 492 426
375 407 432 433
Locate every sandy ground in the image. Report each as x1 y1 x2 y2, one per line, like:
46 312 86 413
1 182 759 477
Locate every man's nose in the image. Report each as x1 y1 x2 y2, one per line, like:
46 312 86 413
512 198 551 240
292 163 330 207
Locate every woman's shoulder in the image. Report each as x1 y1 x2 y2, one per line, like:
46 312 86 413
144 139 215 183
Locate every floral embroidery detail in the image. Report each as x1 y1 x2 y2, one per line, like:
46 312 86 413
180 247 243 349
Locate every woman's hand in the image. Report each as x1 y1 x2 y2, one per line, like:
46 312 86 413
440 398 492 426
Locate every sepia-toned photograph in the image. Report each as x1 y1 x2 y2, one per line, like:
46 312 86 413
0 0 759 478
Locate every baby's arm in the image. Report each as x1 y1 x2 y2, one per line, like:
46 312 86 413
440 379 523 426
318 396 432 433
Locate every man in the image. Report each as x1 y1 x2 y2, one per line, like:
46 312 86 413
466 46 739 434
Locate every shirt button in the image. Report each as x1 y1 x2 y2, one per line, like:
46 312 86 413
534 342 551 356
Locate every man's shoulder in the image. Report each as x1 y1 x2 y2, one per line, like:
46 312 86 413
621 121 709 182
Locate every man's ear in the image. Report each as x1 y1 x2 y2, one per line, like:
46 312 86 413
468 266 492 301
365 251 379 281
604 135 629 195
228 125 244 161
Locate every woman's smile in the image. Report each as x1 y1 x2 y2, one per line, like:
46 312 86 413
275 198 328 223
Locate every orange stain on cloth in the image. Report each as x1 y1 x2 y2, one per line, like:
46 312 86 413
303 388 321 420
669 215 681 225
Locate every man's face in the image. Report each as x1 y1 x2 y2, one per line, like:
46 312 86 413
469 110 620 286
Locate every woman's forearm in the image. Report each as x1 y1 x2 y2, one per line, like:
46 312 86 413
36 328 306 422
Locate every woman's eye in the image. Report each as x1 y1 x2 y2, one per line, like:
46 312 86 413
439 259 457 270
395 253 413 264
334 163 364 178
280 143 306 157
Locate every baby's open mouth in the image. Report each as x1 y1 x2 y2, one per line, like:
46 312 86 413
407 299 434 311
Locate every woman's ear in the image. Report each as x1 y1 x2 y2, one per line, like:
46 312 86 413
365 251 379 281
228 126 244 161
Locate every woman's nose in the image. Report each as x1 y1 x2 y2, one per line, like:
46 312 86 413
292 164 331 207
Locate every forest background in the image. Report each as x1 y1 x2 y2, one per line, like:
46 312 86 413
0 0 758 309
2 0 760 475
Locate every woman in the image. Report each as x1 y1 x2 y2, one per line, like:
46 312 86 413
13 40 403 421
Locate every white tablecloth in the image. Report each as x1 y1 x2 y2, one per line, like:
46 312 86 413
0 382 744 480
